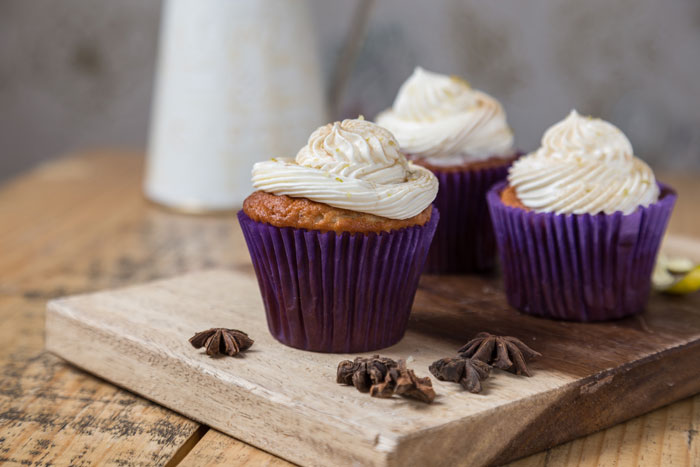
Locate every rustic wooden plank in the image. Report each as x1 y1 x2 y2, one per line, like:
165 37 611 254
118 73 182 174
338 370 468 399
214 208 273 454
0 296 45 360
45 266 700 466
0 273 206 465
1 152 699 466
0 280 204 466
183 398 700 467
179 430 292 467
511 393 700 466
0 152 243 466
0 152 250 300
0 351 202 466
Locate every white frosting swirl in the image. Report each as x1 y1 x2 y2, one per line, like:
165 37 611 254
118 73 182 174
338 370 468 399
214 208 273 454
252 118 438 220
376 67 514 164
508 110 659 215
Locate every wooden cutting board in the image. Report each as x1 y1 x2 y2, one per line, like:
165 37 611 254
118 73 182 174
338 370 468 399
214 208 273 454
45 264 700 467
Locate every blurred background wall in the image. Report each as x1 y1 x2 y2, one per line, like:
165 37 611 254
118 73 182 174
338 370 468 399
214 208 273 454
1 0 699 181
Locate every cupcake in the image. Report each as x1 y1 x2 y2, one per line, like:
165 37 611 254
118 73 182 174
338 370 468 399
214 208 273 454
377 67 517 274
238 118 439 352
488 110 676 321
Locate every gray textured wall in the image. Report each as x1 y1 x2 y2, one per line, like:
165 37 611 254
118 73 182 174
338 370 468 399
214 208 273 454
0 0 161 179
2 0 699 181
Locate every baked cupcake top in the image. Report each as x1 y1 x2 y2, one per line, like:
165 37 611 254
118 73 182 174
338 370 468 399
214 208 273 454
252 118 438 220
508 110 659 215
376 67 514 165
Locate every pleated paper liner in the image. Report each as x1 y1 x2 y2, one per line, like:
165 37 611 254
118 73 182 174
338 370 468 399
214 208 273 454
487 181 677 321
238 207 439 353
419 159 512 274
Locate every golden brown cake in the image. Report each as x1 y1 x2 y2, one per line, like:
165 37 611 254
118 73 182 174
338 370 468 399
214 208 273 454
243 191 432 234
487 110 675 322
499 185 529 210
237 118 440 352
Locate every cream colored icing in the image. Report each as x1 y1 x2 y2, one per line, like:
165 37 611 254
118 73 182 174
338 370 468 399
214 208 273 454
376 67 514 164
252 118 438 220
508 110 659 215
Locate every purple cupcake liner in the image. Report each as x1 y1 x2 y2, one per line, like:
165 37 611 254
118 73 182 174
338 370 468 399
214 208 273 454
487 181 677 321
237 207 439 352
423 160 512 274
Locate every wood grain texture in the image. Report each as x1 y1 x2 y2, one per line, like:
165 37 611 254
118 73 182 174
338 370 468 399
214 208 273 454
0 351 201 466
510 394 700 467
1 151 699 466
0 152 232 466
179 430 292 467
45 265 700 466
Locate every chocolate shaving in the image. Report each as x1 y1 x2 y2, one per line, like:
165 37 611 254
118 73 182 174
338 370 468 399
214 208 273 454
458 332 540 376
189 328 253 357
429 357 491 393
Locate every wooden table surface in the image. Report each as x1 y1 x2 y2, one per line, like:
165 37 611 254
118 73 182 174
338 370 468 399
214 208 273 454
0 150 698 467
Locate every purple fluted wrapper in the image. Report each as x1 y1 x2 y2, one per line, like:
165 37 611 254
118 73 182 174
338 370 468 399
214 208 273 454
487 181 677 321
237 207 439 352
423 161 511 273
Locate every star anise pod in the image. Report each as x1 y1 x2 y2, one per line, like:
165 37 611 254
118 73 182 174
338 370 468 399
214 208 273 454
429 357 491 393
370 359 436 404
458 332 541 376
189 328 254 357
336 355 398 393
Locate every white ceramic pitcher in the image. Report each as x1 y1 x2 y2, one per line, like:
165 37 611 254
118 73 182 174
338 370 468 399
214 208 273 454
145 0 326 212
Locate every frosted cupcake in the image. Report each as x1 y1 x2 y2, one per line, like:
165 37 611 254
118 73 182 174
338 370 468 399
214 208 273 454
377 67 517 273
238 118 439 352
488 110 676 321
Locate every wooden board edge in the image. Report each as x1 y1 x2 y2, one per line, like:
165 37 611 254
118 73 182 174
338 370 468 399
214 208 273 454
43 285 700 467
491 338 700 465
44 299 395 467
384 338 700 466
